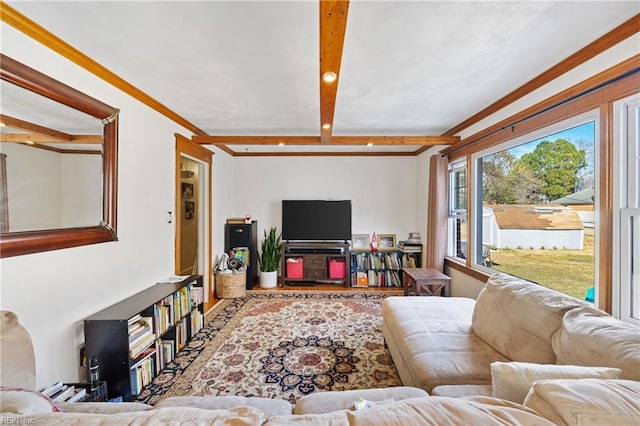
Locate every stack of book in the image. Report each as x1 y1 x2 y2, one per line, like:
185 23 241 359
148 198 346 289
398 240 422 253
128 315 155 359
40 381 86 403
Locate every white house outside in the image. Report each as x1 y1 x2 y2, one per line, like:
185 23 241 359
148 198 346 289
482 204 584 249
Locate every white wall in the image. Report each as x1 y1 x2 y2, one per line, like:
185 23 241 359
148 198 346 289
2 143 62 231
0 25 196 388
230 156 422 248
60 154 102 228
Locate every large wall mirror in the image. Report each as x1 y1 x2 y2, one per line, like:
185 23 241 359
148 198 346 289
0 54 118 257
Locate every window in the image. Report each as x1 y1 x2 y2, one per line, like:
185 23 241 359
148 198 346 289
472 114 597 301
447 161 467 259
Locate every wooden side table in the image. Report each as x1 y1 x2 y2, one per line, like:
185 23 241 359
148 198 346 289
402 268 451 296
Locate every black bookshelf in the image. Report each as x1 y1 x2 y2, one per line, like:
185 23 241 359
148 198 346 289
83 275 203 401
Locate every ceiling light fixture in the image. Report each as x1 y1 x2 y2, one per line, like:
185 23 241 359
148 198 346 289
25 140 35 145
366 143 374 147
322 72 337 83
278 142 285 146
322 123 331 130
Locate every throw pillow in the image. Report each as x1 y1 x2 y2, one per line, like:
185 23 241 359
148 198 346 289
491 362 621 404
523 378 640 425
0 386 62 414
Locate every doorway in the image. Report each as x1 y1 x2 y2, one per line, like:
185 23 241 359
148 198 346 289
175 134 214 311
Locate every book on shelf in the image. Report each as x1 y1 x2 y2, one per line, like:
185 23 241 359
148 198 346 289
40 381 64 398
161 339 176 367
66 387 87 403
356 271 368 287
190 286 204 307
52 385 75 402
130 333 156 359
226 217 247 224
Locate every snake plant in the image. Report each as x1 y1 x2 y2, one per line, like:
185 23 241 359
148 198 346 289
257 227 282 272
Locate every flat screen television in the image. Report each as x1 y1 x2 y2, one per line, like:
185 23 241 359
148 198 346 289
282 200 352 241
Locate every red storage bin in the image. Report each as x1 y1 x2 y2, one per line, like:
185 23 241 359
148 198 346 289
329 259 346 279
286 259 303 278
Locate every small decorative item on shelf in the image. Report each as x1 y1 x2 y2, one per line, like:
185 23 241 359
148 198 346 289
258 227 282 288
378 234 397 251
351 234 370 251
370 232 378 252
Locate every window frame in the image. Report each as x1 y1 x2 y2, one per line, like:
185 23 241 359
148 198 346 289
469 111 599 278
612 93 640 324
447 160 467 260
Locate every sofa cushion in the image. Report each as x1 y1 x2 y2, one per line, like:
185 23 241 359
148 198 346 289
491 362 621 404
345 396 555 426
293 386 428 414
57 402 153 414
0 387 62 415
383 297 509 391
269 396 554 426
155 395 292 417
552 306 640 380
430 385 493 398
523 379 640 426
472 274 586 364
0 406 264 425
0 312 36 390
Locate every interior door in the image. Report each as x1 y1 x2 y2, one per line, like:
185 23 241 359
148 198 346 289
175 134 213 306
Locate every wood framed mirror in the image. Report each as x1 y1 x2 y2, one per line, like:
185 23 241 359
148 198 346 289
0 54 118 258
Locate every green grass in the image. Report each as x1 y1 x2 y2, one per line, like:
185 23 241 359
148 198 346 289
488 228 594 300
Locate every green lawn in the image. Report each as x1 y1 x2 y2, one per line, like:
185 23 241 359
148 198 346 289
488 228 594 300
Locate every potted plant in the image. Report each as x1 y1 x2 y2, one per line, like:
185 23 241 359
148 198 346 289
257 227 282 288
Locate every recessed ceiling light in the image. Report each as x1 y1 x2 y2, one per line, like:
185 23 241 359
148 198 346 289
322 72 337 83
366 143 374 147
25 140 35 145
278 142 285 146
322 123 331 130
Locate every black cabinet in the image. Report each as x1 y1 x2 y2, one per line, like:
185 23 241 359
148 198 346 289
225 221 258 289
83 275 203 401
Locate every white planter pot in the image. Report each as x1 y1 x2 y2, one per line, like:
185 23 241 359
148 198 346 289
259 271 278 288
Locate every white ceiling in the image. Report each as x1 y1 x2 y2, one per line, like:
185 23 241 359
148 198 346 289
4 1 639 154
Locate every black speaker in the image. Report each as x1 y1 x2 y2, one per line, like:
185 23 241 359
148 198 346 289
224 221 258 289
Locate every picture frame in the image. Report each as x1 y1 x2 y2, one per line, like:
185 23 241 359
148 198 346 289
351 234 370 251
181 182 194 199
185 201 195 220
378 234 397 251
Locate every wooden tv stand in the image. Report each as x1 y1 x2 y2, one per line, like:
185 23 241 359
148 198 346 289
281 241 350 287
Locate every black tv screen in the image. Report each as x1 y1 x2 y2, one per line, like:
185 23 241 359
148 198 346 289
282 200 352 241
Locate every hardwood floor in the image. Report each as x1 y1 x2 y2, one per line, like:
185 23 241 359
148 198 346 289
204 282 402 314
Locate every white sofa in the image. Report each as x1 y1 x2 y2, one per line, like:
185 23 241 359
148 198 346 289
2 277 639 426
383 273 640 398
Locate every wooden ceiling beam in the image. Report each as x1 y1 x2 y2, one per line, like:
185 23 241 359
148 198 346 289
0 133 102 144
320 0 349 144
192 135 458 146
193 136 320 145
331 136 459 145
0 113 73 142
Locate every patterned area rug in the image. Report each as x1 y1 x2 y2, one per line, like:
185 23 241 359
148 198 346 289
138 291 402 404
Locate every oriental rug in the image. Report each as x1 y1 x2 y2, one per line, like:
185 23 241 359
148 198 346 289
137 291 402 405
